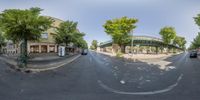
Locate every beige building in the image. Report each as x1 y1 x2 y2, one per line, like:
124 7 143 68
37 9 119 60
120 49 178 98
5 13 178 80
28 16 63 53
4 16 64 54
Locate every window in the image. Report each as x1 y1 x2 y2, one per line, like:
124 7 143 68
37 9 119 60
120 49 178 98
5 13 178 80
41 33 48 39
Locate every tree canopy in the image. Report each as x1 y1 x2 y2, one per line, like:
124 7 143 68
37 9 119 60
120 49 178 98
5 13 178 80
0 7 53 42
173 36 186 49
190 33 200 49
76 39 88 49
103 16 138 53
0 7 53 67
90 40 98 50
159 26 177 45
194 14 200 28
54 20 87 49
189 14 200 49
0 30 6 52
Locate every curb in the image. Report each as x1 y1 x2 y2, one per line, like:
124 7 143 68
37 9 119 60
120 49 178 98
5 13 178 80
0 54 81 73
27 54 81 72
0 56 17 66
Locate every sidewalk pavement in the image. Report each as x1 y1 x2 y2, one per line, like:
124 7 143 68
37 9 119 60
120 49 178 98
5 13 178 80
97 51 180 60
0 54 81 72
123 53 175 60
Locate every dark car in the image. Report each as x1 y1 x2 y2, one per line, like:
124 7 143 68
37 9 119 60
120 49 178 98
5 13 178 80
81 49 88 55
190 50 198 58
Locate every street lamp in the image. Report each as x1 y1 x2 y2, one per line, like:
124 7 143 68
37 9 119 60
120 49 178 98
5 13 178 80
131 30 134 56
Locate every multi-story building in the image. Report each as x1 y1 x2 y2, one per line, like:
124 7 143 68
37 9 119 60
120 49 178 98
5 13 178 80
28 16 63 53
4 16 64 54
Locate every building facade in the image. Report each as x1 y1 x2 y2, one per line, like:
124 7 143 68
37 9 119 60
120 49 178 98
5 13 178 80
28 16 63 53
4 16 64 54
98 36 182 54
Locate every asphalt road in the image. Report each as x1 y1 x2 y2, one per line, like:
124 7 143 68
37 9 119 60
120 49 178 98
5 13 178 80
0 51 200 100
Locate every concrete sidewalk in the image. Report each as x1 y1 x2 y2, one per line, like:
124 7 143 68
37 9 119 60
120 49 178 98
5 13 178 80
123 53 175 60
0 54 81 72
96 51 179 60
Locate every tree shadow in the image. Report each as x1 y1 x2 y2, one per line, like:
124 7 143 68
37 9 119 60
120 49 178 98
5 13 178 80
95 52 183 92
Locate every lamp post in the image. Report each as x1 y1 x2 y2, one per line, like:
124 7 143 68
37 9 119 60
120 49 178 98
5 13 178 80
131 30 134 56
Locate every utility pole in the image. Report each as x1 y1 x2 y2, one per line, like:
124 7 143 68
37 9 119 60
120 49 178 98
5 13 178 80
131 30 134 56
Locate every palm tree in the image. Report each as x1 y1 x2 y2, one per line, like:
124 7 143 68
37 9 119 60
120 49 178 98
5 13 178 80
0 7 53 68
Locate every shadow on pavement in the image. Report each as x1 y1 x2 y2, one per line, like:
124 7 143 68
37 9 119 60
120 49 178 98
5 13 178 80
92 51 183 92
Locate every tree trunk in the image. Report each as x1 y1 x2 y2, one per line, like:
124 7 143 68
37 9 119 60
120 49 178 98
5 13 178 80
112 44 119 54
167 46 170 54
161 48 163 54
18 39 28 68
156 46 158 54
120 45 125 53
0 45 2 54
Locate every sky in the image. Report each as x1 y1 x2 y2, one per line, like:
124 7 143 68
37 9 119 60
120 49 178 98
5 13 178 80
0 0 200 47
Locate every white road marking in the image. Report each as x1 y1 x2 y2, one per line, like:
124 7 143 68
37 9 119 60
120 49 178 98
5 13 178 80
98 74 183 95
146 80 151 82
120 80 126 84
168 66 176 69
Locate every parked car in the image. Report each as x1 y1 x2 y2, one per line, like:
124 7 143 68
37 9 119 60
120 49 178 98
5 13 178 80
81 49 88 55
190 50 197 58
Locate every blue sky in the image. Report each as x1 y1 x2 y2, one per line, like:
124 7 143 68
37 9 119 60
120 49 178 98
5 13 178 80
0 0 200 47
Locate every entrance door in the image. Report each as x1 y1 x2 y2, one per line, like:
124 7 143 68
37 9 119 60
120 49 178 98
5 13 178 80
30 45 39 53
41 45 47 53
49 45 55 53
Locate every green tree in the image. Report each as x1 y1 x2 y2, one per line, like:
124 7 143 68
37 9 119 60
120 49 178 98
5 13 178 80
159 27 177 52
194 14 200 28
54 20 87 52
173 36 182 47
74 37 88 49
0 7 53 68
0 31 6 53
90 45 94 50
190 14 200 49
188 45 195 50
174 36 186 50
190 33 200 49
79 39 88 49
179 37 187 49
90 40 98 50
72 32 85 47
103 16 138 53
54 21 84 45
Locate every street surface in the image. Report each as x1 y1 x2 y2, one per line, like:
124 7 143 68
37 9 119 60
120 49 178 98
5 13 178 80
0 51 200 100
